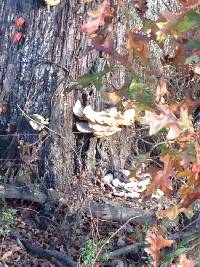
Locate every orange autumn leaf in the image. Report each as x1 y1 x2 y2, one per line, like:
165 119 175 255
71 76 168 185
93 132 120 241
170 97 200 117
155 78 168 103
12 32 24 43
15 17 25 27
192 162 200 174
145 231 174 267
141 155 175 198
177 254 195 267
126 31 151 64
156 205 185 220
180 186 200 208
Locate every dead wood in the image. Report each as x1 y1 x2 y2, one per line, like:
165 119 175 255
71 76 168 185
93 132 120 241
1 183 155 224
88 198 156 224
10 230 76 267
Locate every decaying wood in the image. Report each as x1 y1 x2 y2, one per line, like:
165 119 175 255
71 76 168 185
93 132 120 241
88 199 156 224
0 183 47 204
11 230 76 267
1 182 155 224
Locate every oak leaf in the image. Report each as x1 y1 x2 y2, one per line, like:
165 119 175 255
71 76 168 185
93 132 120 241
145 231 173 267
155 78 168 103
180 186 200 209
177 254 195 267
141 155 175 198
80 0 114 34
126 31 151 64
12 32 24 43
15 17 25 27
142 104 181 140
156 205 185 220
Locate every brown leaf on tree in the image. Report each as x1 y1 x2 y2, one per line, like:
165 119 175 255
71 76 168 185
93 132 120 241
145 230 174 267
170 97 200 118
80 0 114 34
141 155 175 198
155 78 168 103
181 0 200 8
92 33 114 53
180 186 200 209
156 205 185 220
15 17 25 27
126 31 151 64
142 104 181 140
12 32 24 43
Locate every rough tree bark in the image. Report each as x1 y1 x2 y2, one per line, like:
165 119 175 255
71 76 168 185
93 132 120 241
0 0 99 190
0 0 178 222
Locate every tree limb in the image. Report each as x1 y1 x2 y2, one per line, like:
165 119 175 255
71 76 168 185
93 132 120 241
10 230 76 267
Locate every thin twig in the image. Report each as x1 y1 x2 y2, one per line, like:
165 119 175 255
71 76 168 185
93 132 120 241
180 217 200 233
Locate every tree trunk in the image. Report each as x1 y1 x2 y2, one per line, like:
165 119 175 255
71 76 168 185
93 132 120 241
0 0 178 216
0 0 100 190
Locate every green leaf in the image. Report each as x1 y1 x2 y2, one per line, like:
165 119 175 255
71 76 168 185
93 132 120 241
184 39 200 50
175 11 200 34
77 66 113 87
178 234 198 247
128 74 154 110
160 247 188 266
64 66 113 94
185 54 200 64
93 79 103 90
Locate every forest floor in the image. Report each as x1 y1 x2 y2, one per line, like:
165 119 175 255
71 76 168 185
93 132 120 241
1 168 200 267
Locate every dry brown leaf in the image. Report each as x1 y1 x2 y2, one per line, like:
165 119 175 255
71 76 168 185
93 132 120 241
177 254 195 267
155 78 168 103
141 155 175 198
127 31 151 64
156 205 185 220
142 104 181 140
1 245 21 261
145 231 174 267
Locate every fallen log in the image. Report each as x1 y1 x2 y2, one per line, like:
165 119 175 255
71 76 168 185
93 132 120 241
1 183 155 224
88 199 156 224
